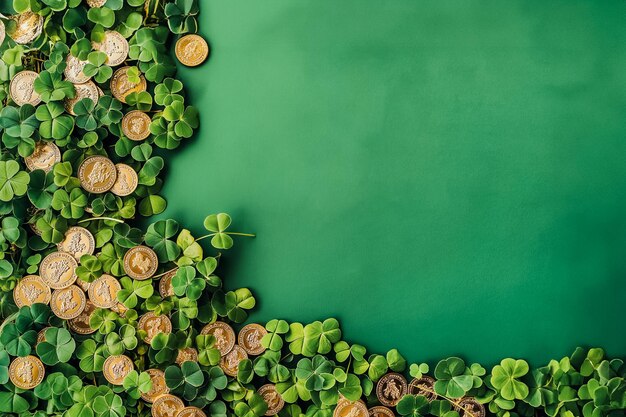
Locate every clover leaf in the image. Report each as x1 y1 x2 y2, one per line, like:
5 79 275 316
490 358 530 401
145 218 181 262
396 395 430 417
165 361 205 401
295 355 334 392
36 327 76 365
34 70 76 102
35 101 75 139
302 318 341 357
76 339 106 373
0 160 30 201
118 276 154 309
434 357 473 398
172 266 206 301
155 78 184 106
0 105 38 157
234 393 268 417
123 370 153 399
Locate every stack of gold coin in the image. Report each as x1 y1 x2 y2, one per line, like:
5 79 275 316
93 31 129 67
175 34 210 67
10 71 42 106
103 354 134 385
24 141 61 172
78 155 117 194
111 66 147 103
9 355 45 389
123 245 158 280
8 12 43 44
121 110 152 141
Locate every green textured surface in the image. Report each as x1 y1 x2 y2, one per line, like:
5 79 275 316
166 0 626 365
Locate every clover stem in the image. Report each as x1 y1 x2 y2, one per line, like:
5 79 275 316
227 232 256 237
78 217 125 224
152 267 179 279
0 312 18 334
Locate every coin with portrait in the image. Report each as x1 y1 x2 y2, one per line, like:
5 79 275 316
455 398 485 417
78 155 117 194
10 70 42 106
151 394 184 417
24 141 61 173
64 54 91 84
51 285 86 320
408 376 437 401
376 373 407 407
88 274 121 308
40 251 78 289
177 407 207 417
64 80 99 115
219 345 248 377
159 270 177 298
13 275 51 308
176 347 198 365
9 355 45 389
57 226 95 260
138 312 172 343
238 323 267 356
123 245 158 280
333 399 368 417
201 321 236 356
93 30 129 67
368 406 394 417
103 354 134 386
122 110 152 141
258 384 285 416
175 34 209 67
111 66 147 103
110 163 138 197
8 12 43 44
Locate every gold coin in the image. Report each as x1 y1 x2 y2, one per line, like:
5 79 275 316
176 407 207 417
9 355 45 389
37 327 51 345
159 270 177 298
376 373 407 407
0 20 5 45
51 285 86 320
368 407 394 417
13 275 51 308
88 274 121 308
24 141 61 173
123 245 158 280
64 54 91 84
40 252 78 289
258 384 285 416
78 155 117 194
10 70 42 106
57 226 95 260
110 66 147 103
121 110 152 141
219 345 247 377
68 300 97 335
141 369 169 403
76 277 91 292
176 347 198 365
86 0 107 6
238 323 267 356
455 398 485 417
175 34 209 67
110 163 138 197
333 399 368 417
408 376 437 401
201 321 236 356
110 302 128 317
8 12 43 45
64 80 100 115
152 394 184 417
103 354 133 386
93 31 129 67
138 312 172 344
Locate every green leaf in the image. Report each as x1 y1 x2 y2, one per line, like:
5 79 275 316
36 327 76 365
0 160 30 201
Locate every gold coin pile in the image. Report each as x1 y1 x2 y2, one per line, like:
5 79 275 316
175 34 210 67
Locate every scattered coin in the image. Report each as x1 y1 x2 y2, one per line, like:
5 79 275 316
177 407 207 417
13 275 51 308
86 0 107 7
238 323 267 356
201 321 236 356
0 20 5 45
368 406 394 417
152 394 184 417
219 345 248 377
123 245 158 280
258 384 285 416
110 163 138 197
76 277 91 292
141 369 169 403
159 270 177 298
175 34 209 67
138 312 172 343
78 155 117 194
64 54 91 84
57 226 95 260
9 355 45 389
37 327 51 345
455 398 485 417
24 141 61 172
8 12 43 44
68 300 97 335
93 30 129 67
51 285 86 320
333 399 368 417
64 80 100 115
10 70 42 106
103 354 134 386
111 66 147 103
176 347 198 365
40 252 78 289
408 376 437 401
121 110 152 141
88 274 121 308
376 373 408 407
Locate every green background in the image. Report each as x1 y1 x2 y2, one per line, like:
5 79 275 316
178 1 623 365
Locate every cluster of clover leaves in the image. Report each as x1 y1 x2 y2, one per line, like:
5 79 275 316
0 1 625 417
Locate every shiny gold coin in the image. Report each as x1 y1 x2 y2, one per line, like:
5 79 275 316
121 110 152 141
258 384 285 416
24 141 61 173
64 80 99 115
86 0 107 7
455 398 485 417
123 245 158 280
152 394 184 417
368 406 394 417
103 354 133 386
111 66 147 103
376 372 407 407
8 12 43 44
201 321 236 356
78 155 117 194
93 30 129 67
110 302 128 317
9 355 45 389
175 34 209 67
408 376 437 401
68 300 97 335
10 70 42 106
159 270 176 298
51 285 86 320
333 399 368 417
176 407 207 417
141 369 169 403
13 275 51 308
238 323 267 356
0 20 5 45
76 277 91 292
57 226 95 260
64 54 91 84
138 312 172 343
219 344 247 377
37 327 52 345
40 252 78 289
176 347 198 365
110 163 138 197
88 274 121 308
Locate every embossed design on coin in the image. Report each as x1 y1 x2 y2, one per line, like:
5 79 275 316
88 274 121 308
177 406 207 417
368 406 394 417
376 373 407 407
175 34 209 67
141 369 169 403
455 398 485 417
333 399 368 417
93 31 129 67
159 270 176 298
58 226 95 260
24 141 61 172
68 300 97 334
0 20 5 45
64 80 99 115
408 376 437 401
138 312 172 343
176 347 198 365
76 277 91 292
121 110 152 141
201 321 236 356
110 163 138 196
152 394 184 417
9 355 45 389
111 66 147 103
219 345 247 377
123 245 158 280
13 275 51 308
238 323 267 356
103 354 133 386
78 155 117 194
8 12 43 44
258 384 285 416
86 0 107 7
40 252 78 289
10 70 42 106
64 54 91 83
51 285 86 319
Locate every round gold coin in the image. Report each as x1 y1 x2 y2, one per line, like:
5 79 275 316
141 369 169 403
110 163 138 197
57 226 95 260
219 344 248 377
9 355 45 389
138 312 172 343
0 20 5 45
121 110 152 141
176 347 198 365
37 327 52 345
175 34 209 67
408 376 437 401
13 275 51 308
152 394 184 417
51 285 86 320
159 270 177 298
86 0 107 7
103 354 134 386
333 400 368 417
40 252 78 289
258 384 285 416
64 80 100 115
64 54 91 84
76 277 91 292
78 155 117 194
10 70 42 106
368 407 394 417
376 372 408 407
110 66 147 103
201 321 236 356
110 302 128 317
8 12 43 45
68 300 97 335
238 323 268 356
455 398 485 417
93 31 129 67
176 407 207 417
88 274 121 308
123 245 158 280
24 141 61 172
